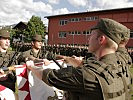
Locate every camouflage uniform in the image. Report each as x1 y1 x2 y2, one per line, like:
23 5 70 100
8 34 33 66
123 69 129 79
19 49 49 64
41 18 132 100
0 51 17 92
0 29 18 92
116 47 133 100
18 34 53 64
116 19 132 99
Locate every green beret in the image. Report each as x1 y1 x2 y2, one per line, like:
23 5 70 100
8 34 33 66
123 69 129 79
91 18 130 44
32 34 42 42
0 29 10 38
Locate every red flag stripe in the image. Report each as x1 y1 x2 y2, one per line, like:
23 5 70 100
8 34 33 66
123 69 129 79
0 85 6 91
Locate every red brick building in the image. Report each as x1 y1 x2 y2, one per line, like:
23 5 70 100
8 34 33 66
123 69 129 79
45 7 133 48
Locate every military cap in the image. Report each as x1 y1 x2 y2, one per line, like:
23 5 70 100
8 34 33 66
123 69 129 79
32 34 42 42
91 18 130 44
0 29 10 38
121 27 130 41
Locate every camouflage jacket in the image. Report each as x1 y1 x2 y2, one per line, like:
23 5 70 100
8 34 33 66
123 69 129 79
42 53 132 100
18 48 54 64
0 50 18 92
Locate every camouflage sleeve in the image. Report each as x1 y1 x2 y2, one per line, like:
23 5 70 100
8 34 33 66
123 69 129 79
43 66 84 92
17 52 26 65
41 63 100 93
44 51 56 60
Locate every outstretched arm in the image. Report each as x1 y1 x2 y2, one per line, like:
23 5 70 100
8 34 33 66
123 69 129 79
56 55 83 67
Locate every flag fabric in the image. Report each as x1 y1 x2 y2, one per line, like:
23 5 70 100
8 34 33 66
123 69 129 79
15 64 32 100
0 84 15 100
16 60 66 100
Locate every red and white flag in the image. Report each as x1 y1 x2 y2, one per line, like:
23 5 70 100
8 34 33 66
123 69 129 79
0 84 15 100
16 60 66 100
16 64 32 100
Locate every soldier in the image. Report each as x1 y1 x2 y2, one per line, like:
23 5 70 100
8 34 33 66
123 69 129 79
18 34 50 65
18 34 59 100
0 29 18 91
0 29 19 100
115 27 133 99
26 18 132 100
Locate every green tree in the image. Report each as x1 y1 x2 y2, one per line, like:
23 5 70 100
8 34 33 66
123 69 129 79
25 15 46 40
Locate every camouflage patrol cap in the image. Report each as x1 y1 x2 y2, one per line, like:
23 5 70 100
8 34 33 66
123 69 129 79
0 29 10 38
91 18 130 44
121 27 130 41
32 34 42 42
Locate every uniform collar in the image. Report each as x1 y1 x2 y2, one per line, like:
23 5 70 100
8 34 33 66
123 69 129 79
30 49 41 58
117 47 127 53
0 52 7 57
99 53 117 63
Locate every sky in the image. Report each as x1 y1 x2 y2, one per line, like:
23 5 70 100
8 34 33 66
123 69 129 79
0 0 133 26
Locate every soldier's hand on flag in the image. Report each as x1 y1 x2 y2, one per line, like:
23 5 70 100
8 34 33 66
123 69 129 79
0 69 8 81
26 60 43 80
43 59 50 66
26 60 35 70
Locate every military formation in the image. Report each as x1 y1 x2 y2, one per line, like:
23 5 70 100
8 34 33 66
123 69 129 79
12 42 133 62
0 18 133 100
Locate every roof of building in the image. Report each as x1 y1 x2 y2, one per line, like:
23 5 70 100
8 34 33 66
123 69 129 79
13 21 27 29
45 7 133 18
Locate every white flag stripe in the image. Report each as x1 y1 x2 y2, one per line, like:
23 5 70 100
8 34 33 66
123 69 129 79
18 91 29 100
0 87 15 100
17 76 27 89
29 71 55 100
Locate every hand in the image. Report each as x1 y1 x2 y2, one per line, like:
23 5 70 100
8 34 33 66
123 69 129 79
43 59 50 66
0 69 5 74
56 55 83 67
56 55 66 60
0 69 8 81
26 60 35 70
65 57 83 67
72 55 84 61
26 60 43 79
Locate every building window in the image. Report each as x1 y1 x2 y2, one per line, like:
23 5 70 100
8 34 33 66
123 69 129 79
130 31 133 38
69 18 81 22
84 16 98 21
83 31 86 34
82 30 91 35
59 31 67 38
68 31 72 35
74 31 81 35
59 20 68 26
68 31 81 35
78 31 81 34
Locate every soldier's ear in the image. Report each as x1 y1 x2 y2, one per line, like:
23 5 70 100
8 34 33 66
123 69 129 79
31 41 34 46
98 35 106 45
